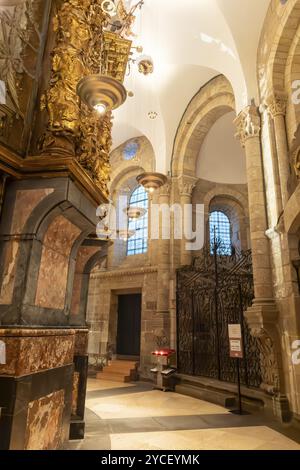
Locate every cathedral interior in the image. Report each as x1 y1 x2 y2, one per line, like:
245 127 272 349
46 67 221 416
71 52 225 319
1 0 300 453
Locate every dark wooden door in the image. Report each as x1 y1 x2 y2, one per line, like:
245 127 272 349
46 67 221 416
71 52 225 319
117 294 141 356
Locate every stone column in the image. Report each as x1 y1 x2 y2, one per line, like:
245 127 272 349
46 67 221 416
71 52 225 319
235 105 274 302
178 175 197 266
267 93 290 207
235 105 290 421
156 182 171 313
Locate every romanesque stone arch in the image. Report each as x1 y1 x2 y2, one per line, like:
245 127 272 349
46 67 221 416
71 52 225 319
171 75 235 177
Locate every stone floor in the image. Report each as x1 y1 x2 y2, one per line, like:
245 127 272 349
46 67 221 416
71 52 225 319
68 379 300 450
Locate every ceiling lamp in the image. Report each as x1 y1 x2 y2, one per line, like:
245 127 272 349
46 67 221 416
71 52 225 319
77 75 127 115
124 206 147 219
96 225 113 241
136 172 167 193
101 0 117 15
137 55 154 75
118 229 135 241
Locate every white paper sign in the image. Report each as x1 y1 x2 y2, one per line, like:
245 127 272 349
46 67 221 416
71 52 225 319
0 341 6 365
0 81 6 105
228 324 242 339
230 339 242 352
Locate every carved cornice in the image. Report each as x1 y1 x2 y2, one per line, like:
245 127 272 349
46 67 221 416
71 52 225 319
92 266 158 279
234 104 261 148
0 144 108 205
266 92 287 118
178 175 198 197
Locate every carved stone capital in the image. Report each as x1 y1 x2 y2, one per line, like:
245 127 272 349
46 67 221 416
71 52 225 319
159 180 171 198
178 175 198 197
266 92 287 118
234 104 261 148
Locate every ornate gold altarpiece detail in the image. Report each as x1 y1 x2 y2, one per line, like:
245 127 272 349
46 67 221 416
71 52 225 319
39 0 132 198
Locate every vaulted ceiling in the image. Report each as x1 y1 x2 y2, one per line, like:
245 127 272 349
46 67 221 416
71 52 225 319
112 0 270 174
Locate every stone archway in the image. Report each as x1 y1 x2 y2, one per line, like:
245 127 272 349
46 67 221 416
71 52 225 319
171 75 235 177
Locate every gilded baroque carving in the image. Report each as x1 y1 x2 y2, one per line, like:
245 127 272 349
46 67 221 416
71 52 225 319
0 1 41 117
101 31 132 82
39 0 132 197
76 108 112 197
234 104 261 147
39 0 98 153
0 105 14 137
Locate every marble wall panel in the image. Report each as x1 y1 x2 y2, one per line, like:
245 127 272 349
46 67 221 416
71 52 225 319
24 390 65 450
35 215 81 310
0 240 19 305
11 189 54 234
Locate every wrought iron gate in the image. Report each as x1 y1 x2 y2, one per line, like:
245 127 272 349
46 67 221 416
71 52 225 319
176 246 262 388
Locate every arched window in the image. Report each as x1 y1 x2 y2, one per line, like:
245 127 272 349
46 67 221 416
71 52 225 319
209 211 232 255
127 186 148 256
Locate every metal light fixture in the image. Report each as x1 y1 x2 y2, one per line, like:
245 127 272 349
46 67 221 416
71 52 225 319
124 206 147 219
96 225 113 241
101 0 117 15
136 172 167 193
77 75 127 115
118 229 135 241
137 55 154 75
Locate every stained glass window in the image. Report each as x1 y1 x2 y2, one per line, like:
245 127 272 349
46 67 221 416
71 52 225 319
123 141 139 161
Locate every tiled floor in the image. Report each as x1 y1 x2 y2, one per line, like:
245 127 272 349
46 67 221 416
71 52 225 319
68 379 300 450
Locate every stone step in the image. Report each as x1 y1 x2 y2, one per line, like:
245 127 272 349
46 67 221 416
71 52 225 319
96 360 139 383
96 372 131 382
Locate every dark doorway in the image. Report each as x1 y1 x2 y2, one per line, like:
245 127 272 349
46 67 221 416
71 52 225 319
117 294 141 357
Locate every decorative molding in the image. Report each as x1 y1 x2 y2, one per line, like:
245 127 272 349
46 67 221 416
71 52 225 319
0 144 108 205
234 104 261 148
92 266 158 279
